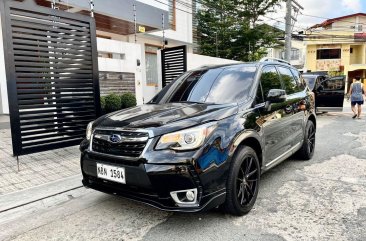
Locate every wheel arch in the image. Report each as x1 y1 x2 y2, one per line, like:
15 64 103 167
231 132 264 168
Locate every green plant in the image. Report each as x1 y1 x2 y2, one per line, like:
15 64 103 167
105 93 121 113
120 93 137 109
100 96 106 112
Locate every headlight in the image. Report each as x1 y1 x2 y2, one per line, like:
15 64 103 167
86 121 94 140
156 123 217 151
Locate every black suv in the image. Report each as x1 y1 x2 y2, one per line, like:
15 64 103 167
80 58 316 216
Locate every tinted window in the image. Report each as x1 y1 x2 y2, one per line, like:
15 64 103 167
290 68 306 90
260 66 282 101
320 77 344 91
277 66 301 94
303 76 316 91
205 66 257 103
149 65 257 104
255 82 264 104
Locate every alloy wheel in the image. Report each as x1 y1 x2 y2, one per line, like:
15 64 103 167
236 156 259 206
307 124 316 155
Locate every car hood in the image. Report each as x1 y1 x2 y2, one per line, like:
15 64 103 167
94 102 238 137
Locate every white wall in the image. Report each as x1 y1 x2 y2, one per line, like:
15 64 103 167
150 0 193 44
186 53 241 70
0 12 9 114
97 38 144 105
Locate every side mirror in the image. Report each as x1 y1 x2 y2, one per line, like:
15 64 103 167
267 89 286 103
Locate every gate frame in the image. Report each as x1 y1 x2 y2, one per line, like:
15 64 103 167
161 45 187 87
0 0 101 156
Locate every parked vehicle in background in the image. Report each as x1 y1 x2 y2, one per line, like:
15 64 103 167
80 58 316 216
302 73 346 112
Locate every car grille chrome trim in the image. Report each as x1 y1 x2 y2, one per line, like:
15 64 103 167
90 128 150 159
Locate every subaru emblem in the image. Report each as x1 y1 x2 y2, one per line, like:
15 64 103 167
109 134 122 143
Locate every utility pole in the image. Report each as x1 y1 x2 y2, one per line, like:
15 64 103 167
284 0 292 62
285 0 304 62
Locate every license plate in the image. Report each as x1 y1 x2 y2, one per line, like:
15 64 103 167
96 163 126 184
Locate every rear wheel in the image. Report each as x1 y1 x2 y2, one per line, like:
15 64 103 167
297 120 316 160
224 146 260 216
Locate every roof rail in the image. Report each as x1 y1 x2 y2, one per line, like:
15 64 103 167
259 57 291 66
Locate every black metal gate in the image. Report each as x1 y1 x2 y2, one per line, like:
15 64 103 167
0 0 100 156
161 45 187 87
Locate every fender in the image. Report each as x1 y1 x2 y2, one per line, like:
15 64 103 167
229 129 265 163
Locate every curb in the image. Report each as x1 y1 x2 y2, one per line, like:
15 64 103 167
0 174 83 213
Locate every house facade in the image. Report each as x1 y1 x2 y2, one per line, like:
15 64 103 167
305 13 366 91
266 38 306 70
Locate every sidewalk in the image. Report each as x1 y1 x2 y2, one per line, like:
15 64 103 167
0 115 81 195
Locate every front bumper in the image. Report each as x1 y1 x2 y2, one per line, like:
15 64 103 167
81 150 226 212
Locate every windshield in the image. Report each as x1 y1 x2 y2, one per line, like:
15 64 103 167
149 65 257 104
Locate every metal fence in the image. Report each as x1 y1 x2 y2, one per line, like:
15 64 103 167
161 45 187 87
0 0 100 156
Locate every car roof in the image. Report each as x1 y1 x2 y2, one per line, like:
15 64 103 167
191 61 296 72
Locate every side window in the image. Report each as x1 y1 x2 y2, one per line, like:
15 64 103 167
277 66 301 95
260 66 282 101
290 68 306 90
255 82 264 104
321 77 344 91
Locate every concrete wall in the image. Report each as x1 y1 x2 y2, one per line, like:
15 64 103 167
0 11 9 114
97 38 144 105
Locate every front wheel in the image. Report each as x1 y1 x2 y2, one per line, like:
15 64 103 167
297 120 316 160
224 146 260 216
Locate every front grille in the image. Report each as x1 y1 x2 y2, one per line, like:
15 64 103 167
91 129 149 158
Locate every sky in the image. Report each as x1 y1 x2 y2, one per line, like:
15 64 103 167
265 0 366 31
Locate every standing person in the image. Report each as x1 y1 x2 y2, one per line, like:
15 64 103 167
348 76 366 119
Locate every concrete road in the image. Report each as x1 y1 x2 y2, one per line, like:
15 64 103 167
1 113 366 241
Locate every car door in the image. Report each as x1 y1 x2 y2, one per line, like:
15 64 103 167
314 76 346 112
277 66 306 147
256 65 292 166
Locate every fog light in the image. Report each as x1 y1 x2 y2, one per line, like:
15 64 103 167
186 190 195 201
170 188 198 207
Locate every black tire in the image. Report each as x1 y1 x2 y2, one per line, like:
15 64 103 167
224 146 260 216
297 120 316 160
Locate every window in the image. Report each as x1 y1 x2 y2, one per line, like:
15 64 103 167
320 77 344 91
277 66 302 94
290 68 306 90
260 66 282 101
316 49 341 59
145 45 161 86
291 49 300 60
255 82 264 104
280 49 300 60
98 52 112 58
150 66 257 104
